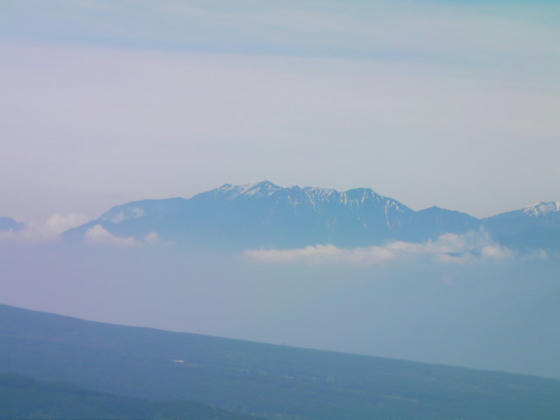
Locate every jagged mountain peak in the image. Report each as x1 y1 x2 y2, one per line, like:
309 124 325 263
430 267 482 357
63 182 560 251
218 180 280 196
523 201 560 217
213 181 398 207
340 188 382 206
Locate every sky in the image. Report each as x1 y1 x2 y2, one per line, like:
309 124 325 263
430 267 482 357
1 0 559 222
1 0 560 379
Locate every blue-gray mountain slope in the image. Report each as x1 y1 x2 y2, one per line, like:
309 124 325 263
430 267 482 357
482 201 560 250
64 182 559 250
0 217 24 232
65 181 480 248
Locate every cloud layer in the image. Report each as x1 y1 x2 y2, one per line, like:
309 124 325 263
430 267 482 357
84 225 158 247
244 232 527 266
0 213 89 243
0 216 159 248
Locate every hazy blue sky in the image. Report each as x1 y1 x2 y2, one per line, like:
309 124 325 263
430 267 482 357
1 0 559 221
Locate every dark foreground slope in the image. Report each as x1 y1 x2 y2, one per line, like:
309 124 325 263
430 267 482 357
0 372 260 419
1 304 560 420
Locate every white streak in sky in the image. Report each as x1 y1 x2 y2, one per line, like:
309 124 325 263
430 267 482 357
244 232 525 266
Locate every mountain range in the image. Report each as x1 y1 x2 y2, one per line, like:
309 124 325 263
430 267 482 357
62 181 560 250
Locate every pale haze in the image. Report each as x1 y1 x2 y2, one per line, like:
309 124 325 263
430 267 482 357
2 0 560 401
1 0 559 222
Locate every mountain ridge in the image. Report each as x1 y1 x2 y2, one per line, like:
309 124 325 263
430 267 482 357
61 181 560 250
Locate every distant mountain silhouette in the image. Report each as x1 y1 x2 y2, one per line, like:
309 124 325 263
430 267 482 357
482 202 560 250
0 217 24 232
63 182 559 250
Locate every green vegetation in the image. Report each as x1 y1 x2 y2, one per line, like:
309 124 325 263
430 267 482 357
1 304 560 419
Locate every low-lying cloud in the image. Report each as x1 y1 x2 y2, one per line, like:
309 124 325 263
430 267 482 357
0 213 89 243
244 232 532 266
0 215 160 248
84 225 158 247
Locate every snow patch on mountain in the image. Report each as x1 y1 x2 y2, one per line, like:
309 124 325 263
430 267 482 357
217 181 281 198
101 207 146 224
215 182 405 210
523 201 560 217
60 181 560 251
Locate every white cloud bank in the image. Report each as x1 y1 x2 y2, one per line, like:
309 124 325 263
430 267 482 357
0 213 89 243
244 232 538 266
45 213 90 234
0 217 159 247
0 213 160 248
84 225 158 247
